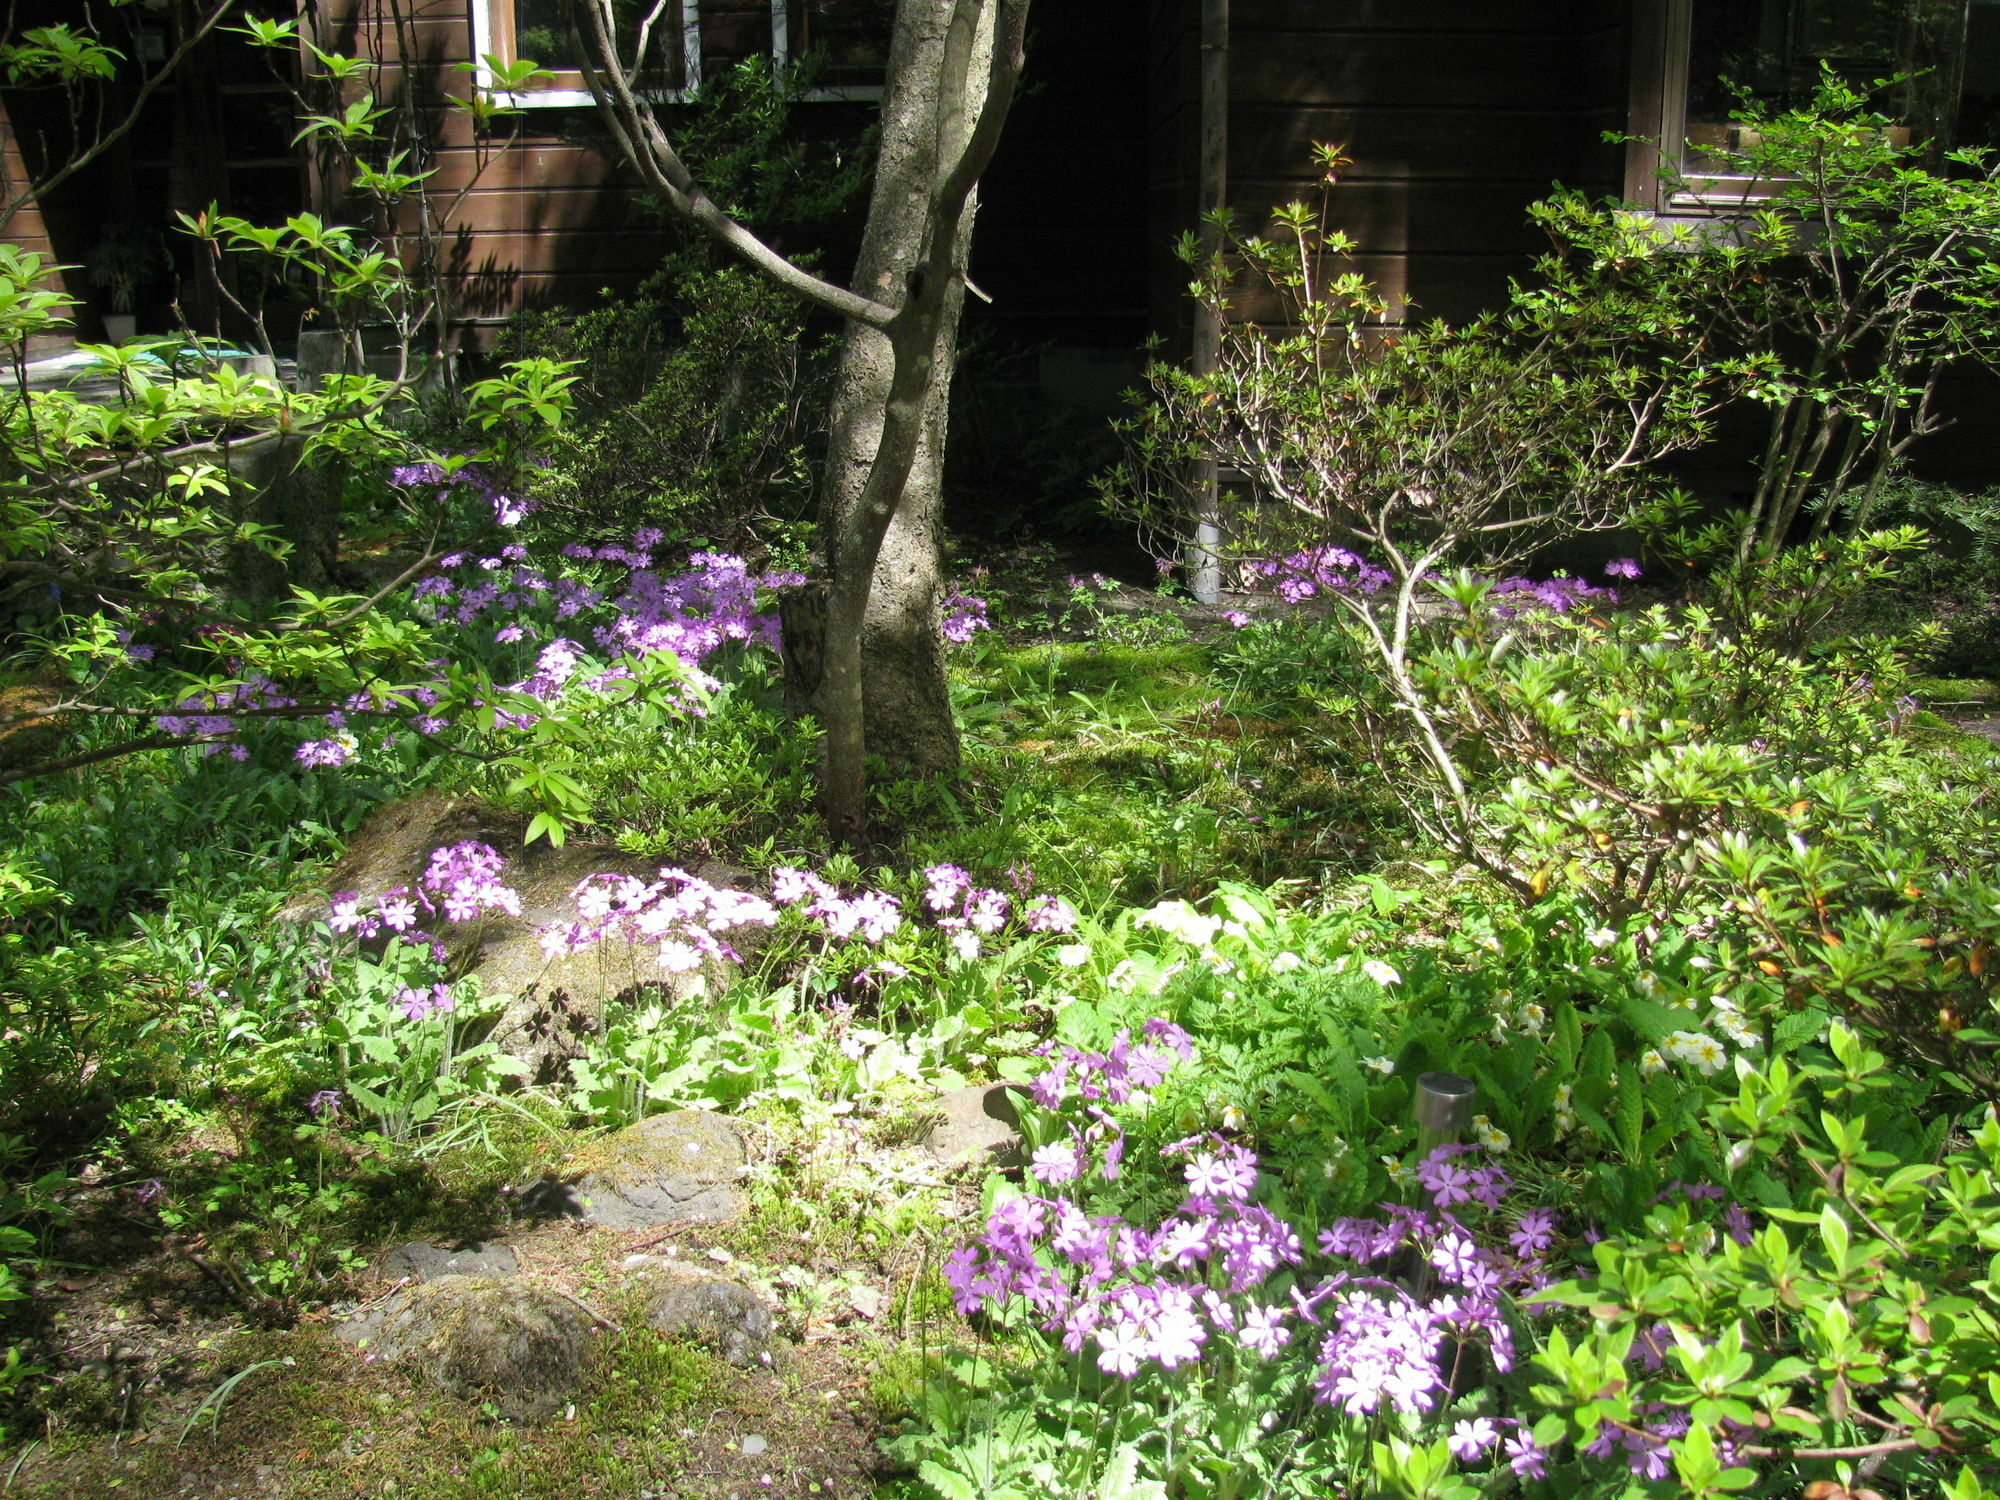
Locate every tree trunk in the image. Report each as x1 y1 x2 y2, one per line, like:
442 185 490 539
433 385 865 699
807 1 980 781
571 0 1026 843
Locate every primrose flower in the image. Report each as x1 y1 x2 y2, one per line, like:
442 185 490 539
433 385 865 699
1504 1430 1551 1480
922 863 972 912
1055 942 1091 968
1449 1418 1500 1462
1360 1054 1395 1075
1361 959 1401 986
1030 1140 1086 1186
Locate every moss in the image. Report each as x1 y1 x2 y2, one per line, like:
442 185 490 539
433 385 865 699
1909 675 2000 705
7 1320 718 1500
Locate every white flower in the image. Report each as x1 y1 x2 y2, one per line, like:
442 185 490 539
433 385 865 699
1055 942 1091 968
1640 1048 1667 1077
1471 1114 1511 1153
1360 1055 1396 1075
1518 1002 1547 1033
1586 926 1618 949
1106 959 1139 993
1636 970 1659 995
1135 901 1221 949
1220 1104 1246 1131
1272 950 1303 972
1361 959 1402 987
1381 1155 1410 1184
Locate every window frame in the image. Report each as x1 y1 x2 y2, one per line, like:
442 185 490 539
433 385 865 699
469 0 887 108
1624 0 1949 214
1625 0 1787 212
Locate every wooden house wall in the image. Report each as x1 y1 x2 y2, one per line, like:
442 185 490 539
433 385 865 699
971 0 1152 351
324 0 674 326
0 94 68 356
1150 0 1630 335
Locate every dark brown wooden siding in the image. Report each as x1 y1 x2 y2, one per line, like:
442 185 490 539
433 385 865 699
0 94 68 356
1151 0 1630 330
325 0 675 325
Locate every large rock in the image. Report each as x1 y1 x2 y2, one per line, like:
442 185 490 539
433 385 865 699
644 1271 777 1369
524 1110 749 1229
286 795 754 1078
924 1084 1026 1169
366 1275 596 1421
381 1241 520 1282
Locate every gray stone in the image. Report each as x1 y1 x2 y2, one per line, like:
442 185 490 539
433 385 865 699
381 1241 519 1282
644 1272 776 1369
365 1275 596 1422
284 796 757 1078
566 1110 750 1228
923 1084 1026 1168
517 1111 751 1229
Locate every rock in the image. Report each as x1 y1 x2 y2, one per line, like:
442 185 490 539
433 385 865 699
544 1110 750 1229
366 1275 596 1422
923 1084 1026 1168
381 1241 519 1282
644 1271 776 1369
284 795 755 1079
517 1110 751 1228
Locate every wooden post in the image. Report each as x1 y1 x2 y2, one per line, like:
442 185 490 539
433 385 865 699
1186 0 1227 605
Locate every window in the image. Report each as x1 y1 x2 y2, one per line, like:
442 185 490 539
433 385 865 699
472 0 890 108
1625 0 1981 210
473 0 699 107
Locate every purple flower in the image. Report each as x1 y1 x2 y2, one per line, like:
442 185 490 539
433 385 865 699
1509 1207 1557 1257
1184 1146 1258 1202
1503 1430 1550 1480
1449 1418 1500 1462
1238 1304 1290 1358
307 1089 343 1120
294 737 353 769
1604 557 1643 579
1030 1140 1086 1185
1415 1147 1476 1208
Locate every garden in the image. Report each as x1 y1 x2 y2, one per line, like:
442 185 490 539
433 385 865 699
2 16 2000 1500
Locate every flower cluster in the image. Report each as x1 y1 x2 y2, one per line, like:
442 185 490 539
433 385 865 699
941 592 992 644
327 840 522 960
922 863 1077 961
538 868 780 974
1486 575 1615 618
391 459 534 528
154 675 296 754
947 1027 1574 1480
540 859 1083 983
1246 547 1393 602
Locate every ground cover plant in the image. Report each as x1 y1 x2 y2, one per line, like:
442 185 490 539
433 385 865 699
8 35 2000 1500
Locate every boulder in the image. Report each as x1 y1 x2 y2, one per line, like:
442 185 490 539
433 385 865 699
524 1110 750 1229
644 1271 777 1369
365 1275 596 1422
285 794 754 1078
381 1241 520 1282
923 1084 1026 1169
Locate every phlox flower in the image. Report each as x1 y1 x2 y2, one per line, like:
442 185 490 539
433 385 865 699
1503 1430 1550 1479
1416 1147 1476 1207
1509 1207 1557 1257
377 894 419 931
1185 1147 1258 1202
